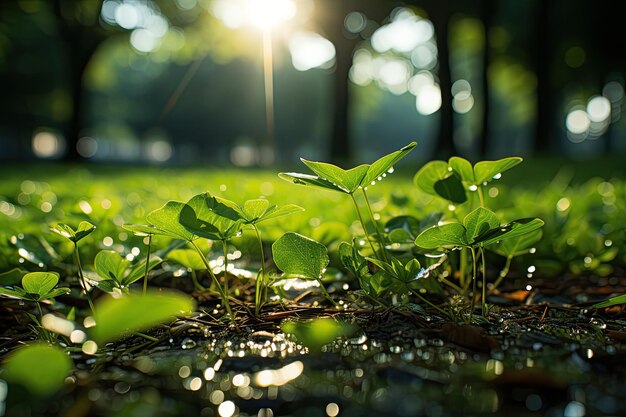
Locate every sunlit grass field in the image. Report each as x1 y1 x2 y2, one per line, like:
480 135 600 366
1 155 625 277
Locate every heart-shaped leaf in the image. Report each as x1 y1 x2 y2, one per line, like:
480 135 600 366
3 343 73 396
415 161 467 203
122 256 163 286
300 160 369 194
474 157 522 184
414 223 468 249
95 250 129 283
181 193 243 240
146 201 195 241
22 272 60 299
463 207 500 244
448 156 474 184
166 249 205 270
91 290 195 345
272 232 329 279
362 142 417 186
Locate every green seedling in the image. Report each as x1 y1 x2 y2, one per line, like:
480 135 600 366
50 221 96 314
225 198 304 316
0 272 70 339
415 156 522 208
93 250 163 293
280 142 416 262
415 207 543 317
272 232 335 306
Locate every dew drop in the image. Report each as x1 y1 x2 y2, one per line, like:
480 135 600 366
387 167 394 174
469 185 478 191
181 338 197 349
493 173 502 180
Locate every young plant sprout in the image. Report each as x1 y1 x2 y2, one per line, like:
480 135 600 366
50 221 97 314
280 142 416 262
0 272 70 340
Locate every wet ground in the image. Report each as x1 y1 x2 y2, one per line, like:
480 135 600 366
3 273 626 417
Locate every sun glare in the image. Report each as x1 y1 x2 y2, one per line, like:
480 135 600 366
245 0 296 31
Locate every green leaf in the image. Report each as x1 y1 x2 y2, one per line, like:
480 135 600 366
592 294 626 309
95 250 129 283
492 229 543 257
414 223 468 249
122 224 163 237
50 221 96 243
22 272 60 298
338 241 368 279
12 234 58 265
260 204 305 222
272 232 329 279
0 268 27 286
122 256 163 286
3 343 73 396
281 318 357 352
414 160 449 196
448 156 474 184
91 290 195 345
181 193 243 240
474 157 522 184
463 207 500 244
479 218 545 247
0 286 29 299
166 249 205 270
242 199 270 222
362 142 417 186
433 174 467 204
300 160 369 194
42 287 71 299
278 172 346 193
146 201 195 241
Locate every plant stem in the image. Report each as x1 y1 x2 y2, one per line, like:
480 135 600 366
190 269 201 291
459 247 468 290
316 278 338 307
222 240 229 297
74 243 95 315
492 255 513 291
190 240 232 317
477 186 486 208
253 225 266 317
480 247 487 316
439 276 464 293
350 193 379 260
361 189 389 262
469 247 477 323
143 234 153 296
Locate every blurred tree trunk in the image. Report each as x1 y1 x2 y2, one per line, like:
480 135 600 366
429 2 457 159
479 0 495 158
52 0 107 162
317 0 394 164
533 0 552 154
